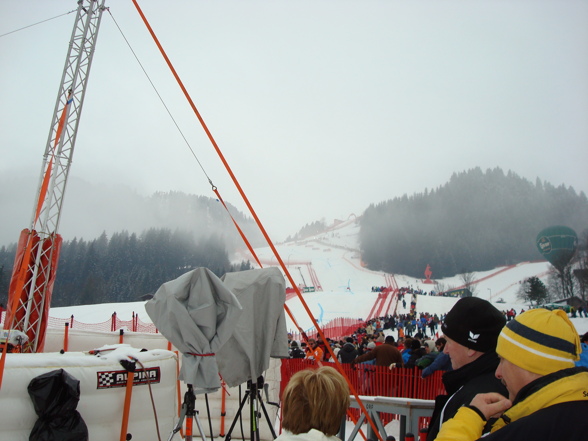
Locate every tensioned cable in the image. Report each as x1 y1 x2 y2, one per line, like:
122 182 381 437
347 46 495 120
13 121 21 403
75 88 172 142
110 5 308 336
106 8 212 185
109 7 372 439
0 9 77 38
131 0 328 342
108 7 309 339
130 2 384 440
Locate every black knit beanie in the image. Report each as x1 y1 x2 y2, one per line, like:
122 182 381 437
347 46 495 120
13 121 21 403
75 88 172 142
441 297 506 352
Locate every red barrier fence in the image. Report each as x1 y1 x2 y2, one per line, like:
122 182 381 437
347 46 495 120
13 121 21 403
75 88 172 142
280 358 444 400
292 317 366 341
280 358 444 430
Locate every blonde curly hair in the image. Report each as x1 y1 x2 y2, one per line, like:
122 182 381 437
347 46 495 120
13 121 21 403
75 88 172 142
281 366 350 436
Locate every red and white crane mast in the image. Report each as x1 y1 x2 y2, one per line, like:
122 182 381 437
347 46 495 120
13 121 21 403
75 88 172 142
3 0 107 354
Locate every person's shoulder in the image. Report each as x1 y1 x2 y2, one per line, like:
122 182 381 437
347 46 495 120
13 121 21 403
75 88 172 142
276 429 340 441
485 401 588 441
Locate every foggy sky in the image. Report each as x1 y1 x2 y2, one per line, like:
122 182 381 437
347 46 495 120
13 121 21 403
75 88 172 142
1 0 587 247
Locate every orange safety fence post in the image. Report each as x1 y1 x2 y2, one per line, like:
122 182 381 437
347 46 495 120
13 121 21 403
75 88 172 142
119 329 124 345
63 321 69 352
119 357 136 441
220 379 227 436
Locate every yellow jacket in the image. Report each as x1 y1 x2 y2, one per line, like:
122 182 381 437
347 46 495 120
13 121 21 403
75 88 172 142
435 368 588 441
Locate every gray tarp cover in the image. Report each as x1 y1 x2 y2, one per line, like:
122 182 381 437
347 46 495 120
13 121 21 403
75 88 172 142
217 267 289 387
145 267 243 394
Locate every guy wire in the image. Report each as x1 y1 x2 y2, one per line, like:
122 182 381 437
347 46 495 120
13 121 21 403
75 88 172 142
0 9 77 38
107 8 212 183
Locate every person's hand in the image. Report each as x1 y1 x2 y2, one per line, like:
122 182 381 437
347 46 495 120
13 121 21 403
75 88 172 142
470 393 512 420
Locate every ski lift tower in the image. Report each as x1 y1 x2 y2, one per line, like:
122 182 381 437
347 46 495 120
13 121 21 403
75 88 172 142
3 0 107 353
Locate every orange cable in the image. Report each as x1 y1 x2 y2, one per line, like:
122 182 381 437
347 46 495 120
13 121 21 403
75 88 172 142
213 187 306 336
131 3 382 440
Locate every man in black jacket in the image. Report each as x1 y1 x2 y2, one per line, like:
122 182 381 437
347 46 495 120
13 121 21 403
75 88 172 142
289 341 306 358
426 297 507 441
338 337 359 363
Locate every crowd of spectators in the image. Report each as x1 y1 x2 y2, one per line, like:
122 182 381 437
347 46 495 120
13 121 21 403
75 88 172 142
283 288 588 441
286 287 587 383
287 311 453 380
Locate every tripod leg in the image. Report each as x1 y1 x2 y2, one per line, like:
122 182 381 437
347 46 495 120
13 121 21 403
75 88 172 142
193 410 208 441
224 390 250 441
250 384 258 441
225 378 275 441
186 417 193 441
169 386 208 441
205 393 214 439
256 390 277 439
184 385 196 441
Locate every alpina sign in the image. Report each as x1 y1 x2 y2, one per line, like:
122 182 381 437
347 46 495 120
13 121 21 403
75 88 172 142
97 367 161 389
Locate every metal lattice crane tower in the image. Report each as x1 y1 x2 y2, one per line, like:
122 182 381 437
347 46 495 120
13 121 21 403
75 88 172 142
4 0 107 353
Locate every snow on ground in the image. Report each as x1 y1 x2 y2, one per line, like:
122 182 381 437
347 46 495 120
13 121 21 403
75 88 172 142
49 218 588 336
40 219 587 441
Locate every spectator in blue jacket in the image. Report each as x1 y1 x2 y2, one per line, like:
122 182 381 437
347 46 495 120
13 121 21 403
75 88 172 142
401 337 413 364
576 332 588 368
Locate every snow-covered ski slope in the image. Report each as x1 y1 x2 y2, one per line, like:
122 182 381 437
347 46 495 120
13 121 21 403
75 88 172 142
50 217 587 336
244 217 586 335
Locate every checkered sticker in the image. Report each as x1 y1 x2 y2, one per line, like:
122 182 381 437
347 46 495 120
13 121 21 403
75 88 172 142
97 367 161 389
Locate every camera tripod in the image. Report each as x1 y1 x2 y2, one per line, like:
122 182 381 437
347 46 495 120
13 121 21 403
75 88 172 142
225 376 278 441
168 384 208 441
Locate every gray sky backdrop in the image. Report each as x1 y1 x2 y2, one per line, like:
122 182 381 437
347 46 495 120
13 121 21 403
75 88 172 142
1 0 587 246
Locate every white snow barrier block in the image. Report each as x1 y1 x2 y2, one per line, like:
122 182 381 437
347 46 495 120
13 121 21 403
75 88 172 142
0 346 177 441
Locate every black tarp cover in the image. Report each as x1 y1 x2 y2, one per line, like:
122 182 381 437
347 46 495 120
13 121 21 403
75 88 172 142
27 368 88 441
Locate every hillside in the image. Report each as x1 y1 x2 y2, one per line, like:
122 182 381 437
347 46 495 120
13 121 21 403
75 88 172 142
359 167 588 278
49 217 588 337
0 176 264 249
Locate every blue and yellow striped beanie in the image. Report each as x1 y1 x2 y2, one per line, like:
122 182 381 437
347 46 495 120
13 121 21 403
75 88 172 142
496 308 581 375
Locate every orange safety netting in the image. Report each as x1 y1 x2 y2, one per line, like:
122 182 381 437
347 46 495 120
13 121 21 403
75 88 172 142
2 312 373 340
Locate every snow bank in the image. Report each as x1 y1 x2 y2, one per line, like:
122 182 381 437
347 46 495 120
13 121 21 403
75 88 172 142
1 346 177 441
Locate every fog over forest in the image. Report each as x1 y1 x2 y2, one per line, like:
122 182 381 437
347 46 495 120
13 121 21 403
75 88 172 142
0 171 262 249
3 167 586 254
